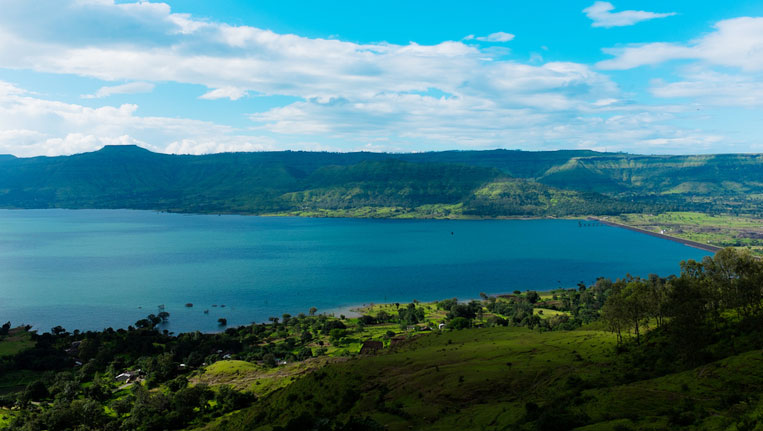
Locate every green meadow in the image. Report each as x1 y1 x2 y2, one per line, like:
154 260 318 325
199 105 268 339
612 212 763 255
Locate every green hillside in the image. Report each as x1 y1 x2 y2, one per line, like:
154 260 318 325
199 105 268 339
208 327 763 431
1 146 760 218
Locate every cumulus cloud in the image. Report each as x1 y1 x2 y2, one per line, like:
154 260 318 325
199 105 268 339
0 1 742 155
0 80 275 156
0 0 591 105
651 70 763 107
82 81 155 99
199 87 248 101
583 2 676 28
598 17 763 70
596 16 763 110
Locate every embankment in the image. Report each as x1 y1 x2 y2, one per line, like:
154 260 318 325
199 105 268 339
590 217 722 253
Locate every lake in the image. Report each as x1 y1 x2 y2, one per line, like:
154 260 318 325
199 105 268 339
0 209 710 333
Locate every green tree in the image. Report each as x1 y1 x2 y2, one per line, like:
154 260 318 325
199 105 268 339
446 317 472 330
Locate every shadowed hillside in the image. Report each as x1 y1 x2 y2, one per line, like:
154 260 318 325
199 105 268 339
0 146 760 217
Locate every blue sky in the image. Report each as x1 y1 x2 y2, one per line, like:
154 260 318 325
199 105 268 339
1 0 763 156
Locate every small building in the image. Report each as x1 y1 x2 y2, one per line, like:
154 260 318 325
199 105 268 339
359 340 383 355
115 370 141 383
65 341 81 356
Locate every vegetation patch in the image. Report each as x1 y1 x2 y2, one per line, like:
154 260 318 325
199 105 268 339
611 212 763 255
0 326 33 358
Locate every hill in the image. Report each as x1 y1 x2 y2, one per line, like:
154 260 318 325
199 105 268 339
208 326 763 431
0 146 760 217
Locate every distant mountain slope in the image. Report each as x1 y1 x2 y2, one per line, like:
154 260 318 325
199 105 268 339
537 154 763 195
0 146 759 217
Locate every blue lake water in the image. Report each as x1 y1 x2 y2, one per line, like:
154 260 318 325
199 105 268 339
0 209 710 333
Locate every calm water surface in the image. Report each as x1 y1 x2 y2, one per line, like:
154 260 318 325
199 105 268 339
0 209 710 332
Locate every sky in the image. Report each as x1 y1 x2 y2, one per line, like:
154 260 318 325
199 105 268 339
1 1 763 156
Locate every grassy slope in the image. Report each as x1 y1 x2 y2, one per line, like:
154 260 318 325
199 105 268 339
192 358 344 398
207 327 617 430
0 328 34 358
202 324 763 431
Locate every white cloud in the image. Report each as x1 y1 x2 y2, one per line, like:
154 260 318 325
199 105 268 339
0 1 747 155
651 70 763 106
583 2 676 28
598 17 763 70
199 87 248 101
475 32 515 42
0 80 276 156
0 78 728 156
164 137 274 155
596 16 763 110
0 1 561 104
82 81 155 99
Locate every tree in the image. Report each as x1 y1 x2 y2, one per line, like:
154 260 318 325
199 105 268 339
621 279 650 344
526 291 540 304
262 353 277 368
446 317 471 330
704 248 762 319
0 321 10 336
437 298 458 311
309 307 318 316
601 280 627 345
329 328 347 345
645 274 671 328
666 276 711 364
215 385 254 413
22 380 49 402
297 347 313 360
300 330 313 343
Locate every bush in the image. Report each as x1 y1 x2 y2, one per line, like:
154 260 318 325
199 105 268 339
446 317 472 330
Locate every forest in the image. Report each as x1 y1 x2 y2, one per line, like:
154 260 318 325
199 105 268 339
0 146 760 218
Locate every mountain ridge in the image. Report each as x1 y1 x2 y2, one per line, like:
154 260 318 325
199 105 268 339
0 145 760 217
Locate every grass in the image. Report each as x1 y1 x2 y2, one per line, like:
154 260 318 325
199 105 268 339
534 308 569 318
191 358 343 398
199 320 763 431
0 410 15 428
211 326 619 431
0 327 34 357
575 348 763 429
611 212 763 255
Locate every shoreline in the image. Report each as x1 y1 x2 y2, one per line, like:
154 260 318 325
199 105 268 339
0 207 576 221
590 217 722 253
